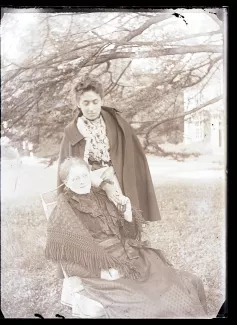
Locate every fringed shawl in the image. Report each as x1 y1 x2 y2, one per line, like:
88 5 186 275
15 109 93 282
45 191 144 279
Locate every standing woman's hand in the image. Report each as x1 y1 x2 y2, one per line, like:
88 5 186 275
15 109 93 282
103 184 123 205
104 185 132 219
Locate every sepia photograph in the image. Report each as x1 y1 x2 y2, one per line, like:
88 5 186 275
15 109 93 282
1 7 227 318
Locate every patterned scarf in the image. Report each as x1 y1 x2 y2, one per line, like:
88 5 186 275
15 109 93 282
77 115 111 164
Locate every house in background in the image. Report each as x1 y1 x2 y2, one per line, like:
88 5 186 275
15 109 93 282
183 60 225 154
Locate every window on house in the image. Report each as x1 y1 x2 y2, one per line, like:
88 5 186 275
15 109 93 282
196 127 201 139
193 111 204 140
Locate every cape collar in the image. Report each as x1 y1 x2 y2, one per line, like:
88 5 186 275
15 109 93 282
64 106 119 146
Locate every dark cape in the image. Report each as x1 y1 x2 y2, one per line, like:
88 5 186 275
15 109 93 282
57 106 160 222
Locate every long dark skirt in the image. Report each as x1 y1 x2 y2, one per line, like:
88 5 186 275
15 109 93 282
79 247 208 318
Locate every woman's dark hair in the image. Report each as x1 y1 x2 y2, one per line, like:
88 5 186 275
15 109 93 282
71 76 104 112
73 76 104 101
59 157 90 184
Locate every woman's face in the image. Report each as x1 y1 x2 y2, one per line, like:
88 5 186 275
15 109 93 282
66 165 92 194
78 90 103 120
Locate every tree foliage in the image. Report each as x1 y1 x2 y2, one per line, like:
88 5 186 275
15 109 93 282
1 10 224 157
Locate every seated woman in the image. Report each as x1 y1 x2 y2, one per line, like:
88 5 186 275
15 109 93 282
45 157 208 319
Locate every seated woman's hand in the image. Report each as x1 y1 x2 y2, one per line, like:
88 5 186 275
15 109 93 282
100 268 123 281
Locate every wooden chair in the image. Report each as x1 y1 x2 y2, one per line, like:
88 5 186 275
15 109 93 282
40 186 106 318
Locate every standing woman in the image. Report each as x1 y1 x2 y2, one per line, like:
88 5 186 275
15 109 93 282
57 76 160 222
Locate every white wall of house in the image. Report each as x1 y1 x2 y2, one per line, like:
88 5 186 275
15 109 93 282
183 59 224 151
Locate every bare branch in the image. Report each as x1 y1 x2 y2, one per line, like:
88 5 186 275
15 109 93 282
93 29 222 47
121 14 172 43
105 60 132 96
3 68 26 86
61 14 74 48
107 13 172 55
136 95 223 129
37 17 50 59
63 14 122 40
10 95 43 128
96 61 111 77
84 45 222 67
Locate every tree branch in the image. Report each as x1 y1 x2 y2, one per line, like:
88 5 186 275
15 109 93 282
93 29 222 47
121 14 172 43
134 95 223 130
108 13 172 54
10 94 44 128
105 60 132 96
84 45 222 66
